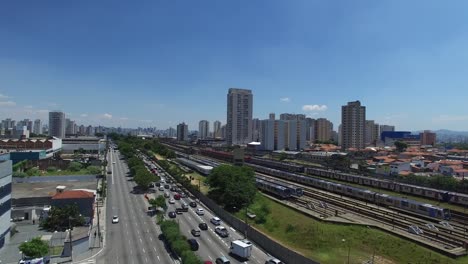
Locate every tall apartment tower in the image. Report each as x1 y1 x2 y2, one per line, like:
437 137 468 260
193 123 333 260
269 113 275 120
226 88 253 146
33 119 42 135
365 120 380 146
177 122 189 142
48 111 66 138
420 130 436 146
341 101 366 150
213 121 221 138
315 118 333 142
260 119 275 150
198 120 209 140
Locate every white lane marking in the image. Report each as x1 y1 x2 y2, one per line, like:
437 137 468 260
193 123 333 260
140 238 143 243
154 247 157 252
208 255 212 260
145 257 148 263
149 236 153 241
157 256 160 261
130 249 133 255
143 248 146 253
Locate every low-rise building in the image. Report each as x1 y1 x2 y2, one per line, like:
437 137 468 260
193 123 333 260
51 190 95 220
390 162 411 175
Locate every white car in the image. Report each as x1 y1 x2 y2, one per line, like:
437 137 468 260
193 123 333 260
112 215 119 224
210 217 221 225
196 208 204 215
113 161 116 164
169 199 175 204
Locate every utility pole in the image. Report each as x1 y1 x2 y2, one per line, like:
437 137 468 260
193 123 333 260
68 217 73 261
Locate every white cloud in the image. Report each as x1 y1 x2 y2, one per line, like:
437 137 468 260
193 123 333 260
0 101 17 107
280 97 291 103
0 94 10 100
102 113 112 119
80 114 88 118
302 104 328 111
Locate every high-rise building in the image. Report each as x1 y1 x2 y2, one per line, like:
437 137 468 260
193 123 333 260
220 125 226 139
177 122 189 142
280 113 306 121
260 119 275 150
66 119 77 135
226 88 253 145
365 120 380 146
274 120 285 150
380 125 395 133
269 113 275 120
86 125 94 136
0 160 12 250
315 118 333 142
213 121 221 138
252 118 261 142
285 120 298 151
48 111 66 138
420 130 436 146
341 101 366 150
167 127 176 138
198 120 209 140
33 119 42 135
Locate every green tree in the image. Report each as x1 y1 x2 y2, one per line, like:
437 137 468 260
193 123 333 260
394 141 408 152
26 167 41 176
149 195 167 211
134 170 156 190
207 165 257 211
278 152 287 161
13 171 28 177
46 167 57 173
68 162 83 172
40 205 85 231
87 166 101 174
18 237 49 258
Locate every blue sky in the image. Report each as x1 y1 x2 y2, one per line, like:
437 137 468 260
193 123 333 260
1 1 468 131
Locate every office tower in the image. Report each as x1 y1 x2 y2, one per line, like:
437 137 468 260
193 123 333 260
213 121 221 138
260 119 275 150
177 122 189 142
365 120 380 145
315 118 333 142
33 119 42 135
48 111 66 138
341 101 366 150
420 130 436 146
226 88 253 145
198 120 209 140
0 160 12 250
252 118 261 142
269 113 275 120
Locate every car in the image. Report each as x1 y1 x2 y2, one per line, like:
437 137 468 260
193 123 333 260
174 194 181 200
168 211 176 218
180 192 187 198
189 201 197 208
164 192 170 198
210 217 221 225
187 238 199 251
196 208 205 215
170 187 176 192
191 229 201 237
199 222 208 230
112 161 116 164
265 258 284 264
159 186 164 191
169 199 175 204
215 256 230 264
182 202 188 209
215 226 229 237
164 184 170 189
112 215 119 224
156 182 161 187
204 261 213 264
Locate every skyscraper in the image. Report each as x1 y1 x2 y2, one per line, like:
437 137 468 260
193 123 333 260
213 121 221 138
341 101 366 150
365 120 379 146
33 119 42 135
177 122 189 142
226 88 253 145
315 118 333 142
260 119 275 150
198 120 209 140
48 111 66 138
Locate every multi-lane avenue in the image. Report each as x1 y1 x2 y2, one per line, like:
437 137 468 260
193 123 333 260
96 148 176 264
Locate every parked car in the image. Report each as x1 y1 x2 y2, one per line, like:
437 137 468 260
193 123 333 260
187 238 199 251
215 256 230 264
112 215 119 224
199 222 208 230
210 217 221 225
189 201 197 208
215 226 229 237
191 229 201 237
168 211 176 218
196 208 205 215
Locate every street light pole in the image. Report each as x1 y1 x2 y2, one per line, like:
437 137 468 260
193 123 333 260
68 217 73 261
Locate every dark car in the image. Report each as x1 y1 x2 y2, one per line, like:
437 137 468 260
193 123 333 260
187 238 199 251
168 211 176 218
164 184 170 189
170 187 176 192
189 201 197 208
199 222 208 230
176 207 188 214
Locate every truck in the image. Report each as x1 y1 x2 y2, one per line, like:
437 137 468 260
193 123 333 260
229 240 252 259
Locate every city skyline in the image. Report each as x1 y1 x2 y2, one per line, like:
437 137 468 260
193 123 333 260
2 1 468 130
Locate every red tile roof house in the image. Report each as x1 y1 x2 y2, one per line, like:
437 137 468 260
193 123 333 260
51 190 95 223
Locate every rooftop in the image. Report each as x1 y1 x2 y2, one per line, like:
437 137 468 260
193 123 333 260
52 190 94 199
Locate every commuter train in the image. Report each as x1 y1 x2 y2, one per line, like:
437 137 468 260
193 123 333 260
256 175 303 197
198 149 468 208
255 178 292 199
249 164 451 220
305 167 468 207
